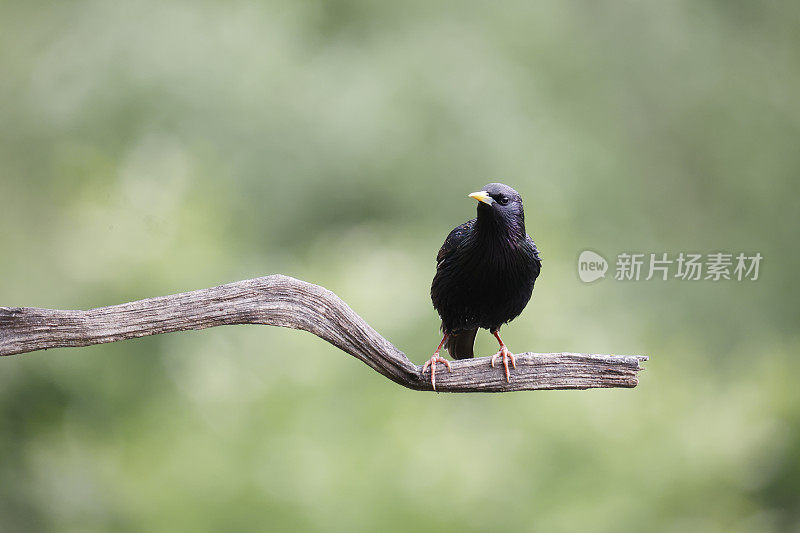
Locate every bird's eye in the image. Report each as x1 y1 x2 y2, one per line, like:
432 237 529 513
497 195 509 206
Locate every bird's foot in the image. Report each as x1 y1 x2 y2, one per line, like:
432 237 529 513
422 353 452 391
490 345 516 383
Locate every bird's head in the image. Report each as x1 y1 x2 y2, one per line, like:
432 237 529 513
469 182 524 222
468 183 526 238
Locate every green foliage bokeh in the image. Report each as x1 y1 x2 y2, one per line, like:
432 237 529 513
1 1 799 531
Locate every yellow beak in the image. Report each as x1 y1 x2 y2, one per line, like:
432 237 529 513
468 190 494 205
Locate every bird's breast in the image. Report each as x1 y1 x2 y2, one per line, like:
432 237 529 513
433 241 536 330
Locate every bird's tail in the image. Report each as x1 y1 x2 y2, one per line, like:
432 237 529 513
444 328 478 360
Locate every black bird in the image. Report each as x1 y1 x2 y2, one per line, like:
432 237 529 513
425 183 541 389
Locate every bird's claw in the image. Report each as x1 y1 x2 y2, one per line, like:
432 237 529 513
490 345 516 383
422 353 452 391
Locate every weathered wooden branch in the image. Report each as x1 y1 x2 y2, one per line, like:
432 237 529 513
0 275 646 392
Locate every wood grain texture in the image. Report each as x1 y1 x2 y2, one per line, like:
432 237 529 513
0 275 647 392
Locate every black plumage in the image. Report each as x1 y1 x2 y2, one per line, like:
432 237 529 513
423 183 541 388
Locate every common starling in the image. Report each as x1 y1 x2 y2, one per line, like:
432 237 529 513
424 183 541 390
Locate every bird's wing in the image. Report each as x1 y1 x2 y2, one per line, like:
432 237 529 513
526 235 542 263
436 219 475 267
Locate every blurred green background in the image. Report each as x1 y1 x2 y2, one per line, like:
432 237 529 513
1 1 799 531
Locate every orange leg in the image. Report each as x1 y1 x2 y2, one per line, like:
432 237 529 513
422 334 452 391
490 330 516 383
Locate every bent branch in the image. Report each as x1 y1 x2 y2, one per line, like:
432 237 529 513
0 275 647 392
